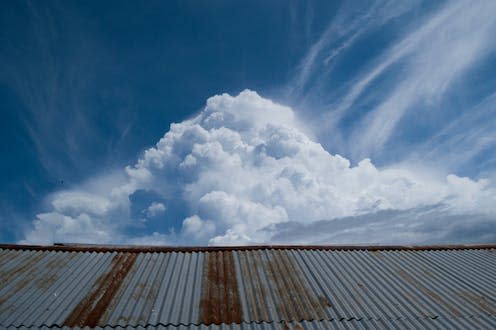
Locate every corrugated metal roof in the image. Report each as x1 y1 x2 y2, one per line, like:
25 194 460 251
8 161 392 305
5 315 496 330
1 244 496 329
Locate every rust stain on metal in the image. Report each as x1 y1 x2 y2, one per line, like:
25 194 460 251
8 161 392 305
264 251 298 319
129 257 161 326
318 295 332 307
235 250 332 322
396 268 462 317
0 251 47 285
199 251 242 325
238 249 269 321
63 252 137 327
1 251 72 314
263 250 329 322
370 251 434 318
457 291 496 315
283 321 303 330
35 252 78 291
0 252 49 310
137 284 159 324
131 282 147 300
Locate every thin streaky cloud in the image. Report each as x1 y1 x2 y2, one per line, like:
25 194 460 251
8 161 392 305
290 0 420 98
350 0 496 159
406 91 496 174
291 1 401 95
316 0 464 134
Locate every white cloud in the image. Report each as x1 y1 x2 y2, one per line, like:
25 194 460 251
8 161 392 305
20 171 132 245
127 232 170 246
146 202 166 218
22 90 496 245
182 215 215 241
51 191 111 217
21 212 115 245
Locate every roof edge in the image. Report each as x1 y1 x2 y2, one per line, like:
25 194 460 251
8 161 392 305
0 243 495 253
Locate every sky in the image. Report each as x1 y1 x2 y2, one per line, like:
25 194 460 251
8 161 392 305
1 0 496 246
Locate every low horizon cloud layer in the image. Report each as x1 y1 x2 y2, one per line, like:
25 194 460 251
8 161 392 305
22 91 496 245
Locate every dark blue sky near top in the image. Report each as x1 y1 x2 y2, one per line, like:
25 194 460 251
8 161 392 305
1 0 496 243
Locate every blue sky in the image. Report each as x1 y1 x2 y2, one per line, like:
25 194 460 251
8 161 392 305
1 0 496 245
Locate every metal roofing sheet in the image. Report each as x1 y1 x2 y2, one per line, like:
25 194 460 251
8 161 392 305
1 245 496 328
5 316 496 330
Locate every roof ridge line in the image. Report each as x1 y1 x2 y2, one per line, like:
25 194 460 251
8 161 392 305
0 243 495 253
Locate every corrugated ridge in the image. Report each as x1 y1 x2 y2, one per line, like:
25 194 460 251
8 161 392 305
4 314 496 329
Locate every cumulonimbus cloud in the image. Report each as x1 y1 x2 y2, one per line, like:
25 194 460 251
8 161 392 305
21 90 496 245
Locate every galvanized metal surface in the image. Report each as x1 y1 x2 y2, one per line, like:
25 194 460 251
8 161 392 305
5 315 496 330
1 246 496 328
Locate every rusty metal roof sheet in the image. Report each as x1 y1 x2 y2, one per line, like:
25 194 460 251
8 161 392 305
4 316 496 329
1 244 496 329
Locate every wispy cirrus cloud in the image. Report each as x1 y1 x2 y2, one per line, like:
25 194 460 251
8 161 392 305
350 0 496 159
290 0 420 97
0 1 135 181
406 91 496 176
290 0 496 166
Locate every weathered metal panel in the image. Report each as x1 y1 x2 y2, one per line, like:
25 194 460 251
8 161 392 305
108 314 496 328
288 248 496 321
200 251 242 325
0 250 124 327
234 249 332 323
1 246 496 328
6 316 496 329
95 251 205 327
